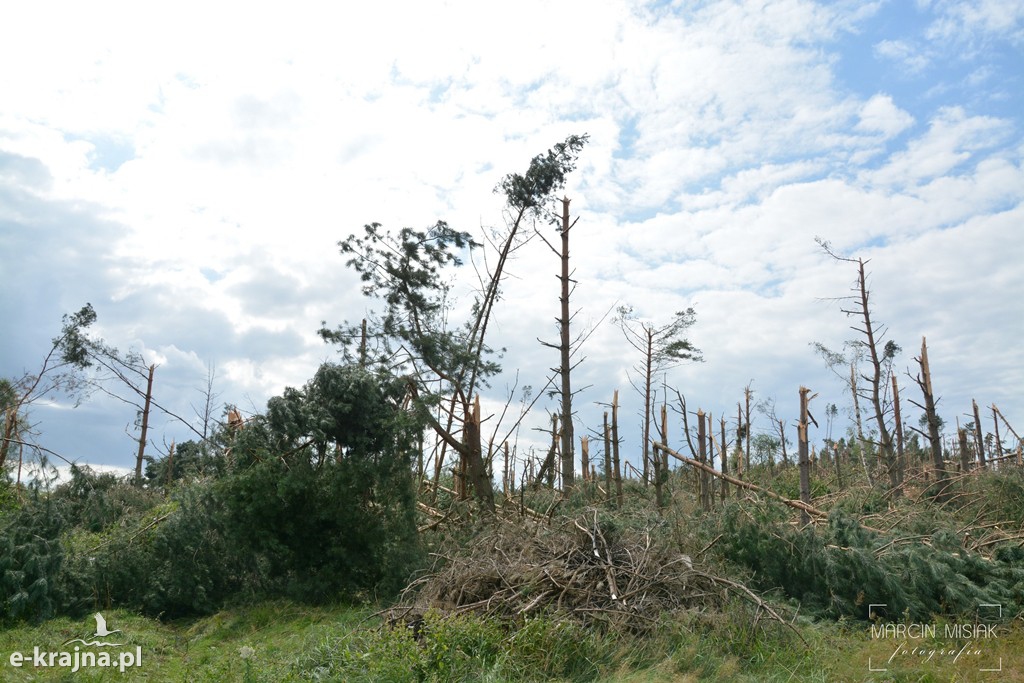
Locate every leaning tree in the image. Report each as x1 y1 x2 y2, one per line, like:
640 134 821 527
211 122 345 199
320 135 588 512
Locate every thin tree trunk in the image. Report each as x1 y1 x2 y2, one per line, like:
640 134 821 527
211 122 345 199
612 390 623 507
744 386 752 473
580 435 589 483
697 410 709 511
534 413 559 488
603 411 612 503
720 414 729 500
849 258 897 488
166 439 175 486
992 405 1003 467
957 427 970 473
653 405 665 508
914 337 948 501
464 396 495 513
892 375 905 490
851 362 872 486
636 327 652 485
798 386 813 526
135 363 156 486
736 403 744 482
558 197 575 490
972 399 986 468
778 419 788 466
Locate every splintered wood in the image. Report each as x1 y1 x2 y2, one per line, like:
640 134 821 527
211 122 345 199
388 510 799 639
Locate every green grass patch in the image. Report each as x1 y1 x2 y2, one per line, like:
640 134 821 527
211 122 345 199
3 601 1019 681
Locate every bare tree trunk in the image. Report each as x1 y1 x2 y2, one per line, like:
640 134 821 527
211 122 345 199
359 318 367 367
850 361 872 486
834 442 843 489
464 396 495 513
503 441 510 496
603 411 612 501
957 427 970 473
798 386 813 526
972 399 986 468
653 405 665 508
778 419 789 466
580 435 589 483
134 363 156 486
535 413 559 488
720 415 729 501
992 404 1003 467
707 411 716 507
557 197 576 490
892 375 905 489
744 385 752 473
0 408 16 471
736 403 744 481
848 259 898 489
166 439 175 486
637 327 654 485
913 337 948 502
697 410 709 511
612 390 623 507
991 406 1021 466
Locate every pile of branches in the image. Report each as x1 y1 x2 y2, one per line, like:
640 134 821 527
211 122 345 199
389 509 798 638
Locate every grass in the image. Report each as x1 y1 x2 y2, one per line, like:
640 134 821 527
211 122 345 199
1 602 1021 682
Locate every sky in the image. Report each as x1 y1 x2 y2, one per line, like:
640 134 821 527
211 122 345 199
2 0 1022 483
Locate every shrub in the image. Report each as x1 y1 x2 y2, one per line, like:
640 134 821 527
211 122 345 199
708 500 1024 622
0 490 66 623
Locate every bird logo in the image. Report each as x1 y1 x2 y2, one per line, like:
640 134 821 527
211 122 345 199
61 613 124 647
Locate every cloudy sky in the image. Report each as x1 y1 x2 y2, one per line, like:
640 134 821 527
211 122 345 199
2 0 1022 481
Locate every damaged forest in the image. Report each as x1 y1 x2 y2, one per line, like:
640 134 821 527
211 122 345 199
2 137 1023 682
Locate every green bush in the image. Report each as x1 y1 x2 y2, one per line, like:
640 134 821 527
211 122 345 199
0 490 66 623
708 500 1024 622
4 362 426 622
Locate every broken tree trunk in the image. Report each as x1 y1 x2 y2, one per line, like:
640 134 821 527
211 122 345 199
851 361 873 486
464 396 495 513
134 363 156 486
697 410 710 511
892 375 905 489
992 404 1003 467
612 390 623 507
603 411 613 503
958 427 971 473
653 441 827 520
744 385 752 473
534 413 560 489
580 435 590 483
557 197 576 490
973 399 987 468
720 414 729 501
991 405 1022 466
653 407 665 509
798 386 814 526
736 403 744 481
913 337 948 502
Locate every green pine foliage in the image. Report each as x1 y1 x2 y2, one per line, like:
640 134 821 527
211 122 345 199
2 361 424 623
709 500 1024 622
0 490 66 623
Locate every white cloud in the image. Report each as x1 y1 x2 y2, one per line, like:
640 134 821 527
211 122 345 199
855 94 916 137
925 0 1024 45
863 107 1012 188
873 39 931 73
1 0 1021 475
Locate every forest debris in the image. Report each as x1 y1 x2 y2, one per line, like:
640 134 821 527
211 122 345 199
388 511 798 639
